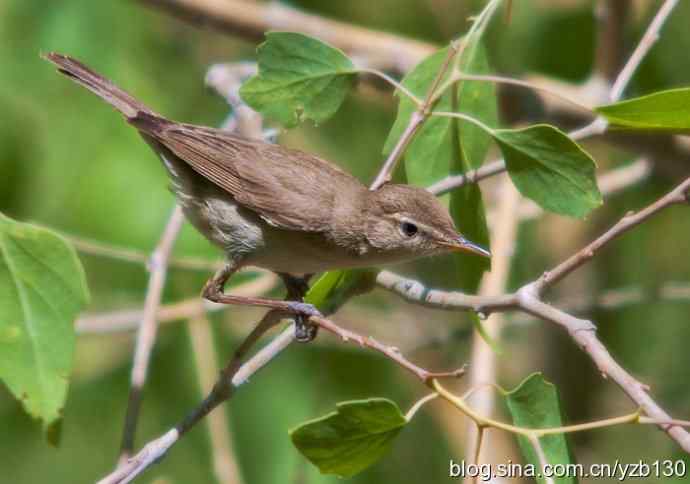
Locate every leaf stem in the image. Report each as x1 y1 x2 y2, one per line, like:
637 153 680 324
404 393 439 421
432 379 677 438
430 110 496 135
452 72 594 113
356 67 423 106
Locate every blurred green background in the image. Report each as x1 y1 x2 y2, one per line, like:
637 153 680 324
1 0 689 482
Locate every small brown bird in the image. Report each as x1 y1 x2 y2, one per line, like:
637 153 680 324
45 53 490 341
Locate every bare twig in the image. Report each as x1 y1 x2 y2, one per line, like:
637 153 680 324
313 316 466 383
594 0 630 82
609 0 679 102
76 272 277 333
453 72 594 113
463 179 521 483
61 231 220 271
188 314 243 484
369 44 458 190
99 324 296 484
533 177 690 293
379 176 690 452
119 205 185 461
139 0 435 74
528 435 555 484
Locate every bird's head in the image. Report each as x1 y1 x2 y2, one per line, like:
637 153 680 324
363 184 490 261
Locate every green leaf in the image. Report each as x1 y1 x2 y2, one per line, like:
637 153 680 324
240 32 357 127
451 37 496 292
305 269 377 316
494 125 602 218
596 88 690 131
456 34 498 171
0 213 89 435
451 183 490 291
504 373 577 484
290 398 407 478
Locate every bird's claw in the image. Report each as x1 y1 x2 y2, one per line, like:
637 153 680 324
287 302 321 343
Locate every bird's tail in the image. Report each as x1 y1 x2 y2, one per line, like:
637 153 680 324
43 52 157 122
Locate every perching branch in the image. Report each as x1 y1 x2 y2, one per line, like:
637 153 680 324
118 205 184 461
378 176 690 452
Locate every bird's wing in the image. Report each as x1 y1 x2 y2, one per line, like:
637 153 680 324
149 121 363 232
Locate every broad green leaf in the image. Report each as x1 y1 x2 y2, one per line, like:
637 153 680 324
290 398 407 478
240 32 357 127
504 373 577 484
451 36 497 292
0 213 89 436
305 269 377 316
456 35 498 171
494 125 602 218
596 88 690 131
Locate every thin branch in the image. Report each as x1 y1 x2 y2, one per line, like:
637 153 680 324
99 324 296 484
430 110 495 134
510 280 690 326
188 314 243 484
76 272 277 333
528 435 555 484
379 177 690 452
118 205 185 461
370 0 503 190
369 45 458 190
609 0 679 102
405 393 439 421
593 0 630 82
61 231 221 271
356 67 423 106
313 315 466 383
139 0 436 74
452 72 594 112
463 179 521 480
533 177 690 293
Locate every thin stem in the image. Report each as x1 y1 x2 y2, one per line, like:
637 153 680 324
118 205 184 462
535 177 690 292
100 325 296 484
405 393 439 421
609 0 679 102
470 426 485 484
60 231 221 271
528 435 555 484
357 67 423 106
369 45 458 190
430 110 495 135
452 72 594 113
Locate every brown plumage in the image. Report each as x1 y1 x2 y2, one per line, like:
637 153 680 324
45 52 489 340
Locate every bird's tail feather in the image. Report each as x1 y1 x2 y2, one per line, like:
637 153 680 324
43 52 158 124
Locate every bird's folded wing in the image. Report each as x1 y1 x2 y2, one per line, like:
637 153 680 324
152 123 361 232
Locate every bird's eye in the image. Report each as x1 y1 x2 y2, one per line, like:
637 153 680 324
400 221 419 237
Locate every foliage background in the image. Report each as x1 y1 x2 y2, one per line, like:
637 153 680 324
0 0 689 482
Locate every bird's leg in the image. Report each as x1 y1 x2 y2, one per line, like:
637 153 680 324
279 273 317 343
202 264 322 329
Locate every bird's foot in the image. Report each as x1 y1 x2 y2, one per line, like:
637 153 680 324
287 302 321 343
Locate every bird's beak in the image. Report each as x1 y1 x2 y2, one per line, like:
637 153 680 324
448 235 491 258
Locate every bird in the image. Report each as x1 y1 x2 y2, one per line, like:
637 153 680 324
44 53 490 342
